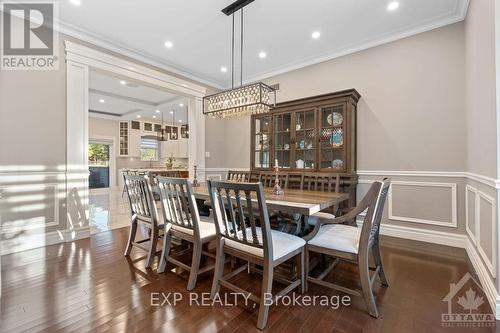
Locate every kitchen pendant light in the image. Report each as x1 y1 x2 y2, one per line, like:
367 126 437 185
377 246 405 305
157 110 168 141
202 0 276 118
170 110 178 140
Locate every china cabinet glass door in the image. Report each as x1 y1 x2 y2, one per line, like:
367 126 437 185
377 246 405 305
253 115 271 169
319 104 346 172
293 109 316 170
273 112 292 168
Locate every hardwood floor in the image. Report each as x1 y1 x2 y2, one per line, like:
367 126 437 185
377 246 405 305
1 227 496 333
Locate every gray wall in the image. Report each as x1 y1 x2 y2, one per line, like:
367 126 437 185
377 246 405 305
211 22 467 172
463 0 498 289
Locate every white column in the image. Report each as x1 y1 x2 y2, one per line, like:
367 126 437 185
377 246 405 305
188 96 206 182
66 59 90 240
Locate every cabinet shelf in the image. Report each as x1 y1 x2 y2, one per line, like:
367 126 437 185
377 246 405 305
251 89 360 175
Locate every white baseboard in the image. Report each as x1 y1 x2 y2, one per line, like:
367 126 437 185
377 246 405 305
465 238 498 317
360 219 498 318
1 226 90 255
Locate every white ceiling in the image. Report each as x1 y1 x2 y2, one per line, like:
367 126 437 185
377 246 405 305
89 70 188 123
60 0 469 89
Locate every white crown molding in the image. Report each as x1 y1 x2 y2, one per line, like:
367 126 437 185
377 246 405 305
65 41 207 98
55 20 224 90
5 1 468 90
243 1 470 85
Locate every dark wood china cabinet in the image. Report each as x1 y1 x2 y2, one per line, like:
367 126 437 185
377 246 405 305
250 89 361 207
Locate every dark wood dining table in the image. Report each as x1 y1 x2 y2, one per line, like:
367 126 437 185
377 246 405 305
191 183 350 233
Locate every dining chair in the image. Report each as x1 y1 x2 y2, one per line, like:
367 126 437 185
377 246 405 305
259 170 289 189
303 179 391 318
301 173 341 226
123 174 163 268
121 169 130 198
156 177 217 291
208 180 306 330
227 170 250 182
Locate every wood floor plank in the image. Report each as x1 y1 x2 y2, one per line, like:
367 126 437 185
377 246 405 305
1 227 496 332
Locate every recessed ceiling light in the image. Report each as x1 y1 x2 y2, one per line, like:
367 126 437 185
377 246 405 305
387 1 399 11
179 103 184 107
155 109 160 113
312 31 321 39
136 115 141 118
164 40 173 49
69 0 81 6
153 115 156 119
99 99 105 103
119 80 126 85
178 120 182 123
258 51 267 59
220 66 228 73
170 110 174 114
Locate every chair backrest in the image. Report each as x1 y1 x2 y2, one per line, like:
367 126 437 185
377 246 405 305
259 171 289 188
156 177 202 239
287 172 303 189
124 174 159 226
300 173 340 192
248 171 260 183
207 180 273 260
227 170 250 182
359 179 391 251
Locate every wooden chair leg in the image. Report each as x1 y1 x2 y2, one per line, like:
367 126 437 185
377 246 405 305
146 228 159 269
296 249 305 294
372 241 389 287
210 240 225 299
157 229 172 273
124 217 137 256
304 248 309 292
257 262 273 330
359 254 379 318
248 262 256 274
187 241 202 291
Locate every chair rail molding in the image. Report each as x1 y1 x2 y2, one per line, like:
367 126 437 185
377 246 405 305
357 170 500 189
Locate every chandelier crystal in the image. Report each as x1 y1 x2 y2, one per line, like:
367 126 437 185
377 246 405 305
203 82 276 118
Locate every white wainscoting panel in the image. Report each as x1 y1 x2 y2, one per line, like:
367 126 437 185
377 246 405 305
388 181 457 227
465 185 497 277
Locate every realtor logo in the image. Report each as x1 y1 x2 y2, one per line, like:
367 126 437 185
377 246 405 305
441 272 495 328
1 1 59 70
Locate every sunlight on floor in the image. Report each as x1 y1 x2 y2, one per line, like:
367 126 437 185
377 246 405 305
89 187 130 234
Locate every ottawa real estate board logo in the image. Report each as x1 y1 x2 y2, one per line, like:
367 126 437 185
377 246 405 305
1 1 59 70
441 272 495 328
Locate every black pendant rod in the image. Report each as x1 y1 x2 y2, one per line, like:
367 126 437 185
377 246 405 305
240 8 243 87
231 13 235 89
222 0 254 16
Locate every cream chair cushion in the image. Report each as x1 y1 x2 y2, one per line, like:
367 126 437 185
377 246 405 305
224 227 305 260
170 216 216 241
307 224 361 254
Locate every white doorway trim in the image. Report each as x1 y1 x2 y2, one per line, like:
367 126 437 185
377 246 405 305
65 40 207 239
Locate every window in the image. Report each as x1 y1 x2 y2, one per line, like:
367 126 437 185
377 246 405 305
140 136 158 161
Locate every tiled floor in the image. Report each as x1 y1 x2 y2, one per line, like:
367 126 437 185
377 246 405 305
89 187 130 234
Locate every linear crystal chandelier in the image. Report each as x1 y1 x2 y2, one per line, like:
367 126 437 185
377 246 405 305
202 0 276 119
